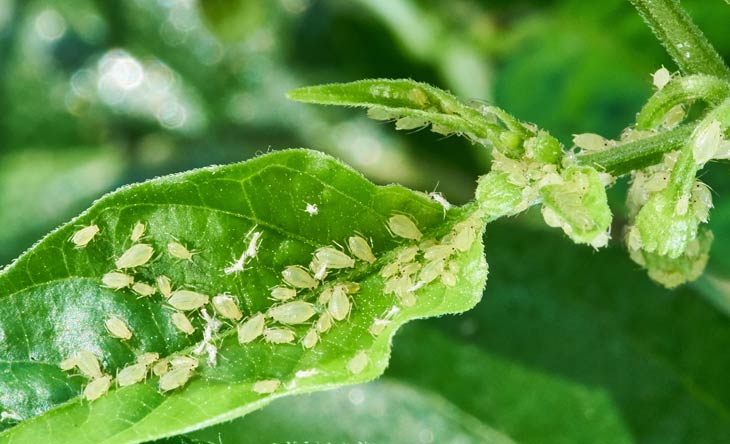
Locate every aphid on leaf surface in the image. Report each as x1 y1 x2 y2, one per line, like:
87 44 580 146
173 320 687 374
159 366 194 392
692 181 713 223
102 272 134 290
424 244 455 262
117 362 148 387
115 244 154 269
212 294 243 321
172 312 195 335
168 241 196 261
317 287 333 305
387 214 422 240
70 224 100 248
137 352 159 366
252 379 280 394
263 327 296 344
674 193 690 216
380 262 400 279
75 351 103 379
348 235 376 264
83 375 112 401
309 257 328 281
59 356 77 371
369 319 391 337
132 281 156 297
328 286 351 321
238 313 265 344
168 290 209 311
302 329 319 349
105 316 133 341
282 265 318 289
156 275 172 298
170 355 199 370
130 222 146 242
268 301 317 325
573 133 609 152
271 286 296 301
396 246 419 264
315 312 332 333
314 246 355 269
340 282 360 294
419 259 445 285
347 351 368 375
152 359 169 376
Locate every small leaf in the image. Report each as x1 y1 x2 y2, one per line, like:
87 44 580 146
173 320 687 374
288 79 532 158
0 149 487 442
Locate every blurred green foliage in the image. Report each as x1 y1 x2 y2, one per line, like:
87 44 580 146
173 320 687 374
3 0 730 442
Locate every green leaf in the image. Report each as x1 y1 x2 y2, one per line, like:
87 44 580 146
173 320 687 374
189 379 518 444
0 149 487 443
287 79 532 158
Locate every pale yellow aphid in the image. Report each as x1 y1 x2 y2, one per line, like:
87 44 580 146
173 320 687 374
348 236 376 264
419 259 445 284
83 375 112 401
156 275 172 299
172 312 195 335
369 319 391 337
170 355 199 370
309 257 328 281
396 246 419 263
424 244 455 262
419 238 438 251
270 286 296 301
662 104 686 129
282 265 318 289
451 218 480 252
159 366 194 392
252 379 280 394
387 214 422 240
59 356 77 371
652 66 672 90
314 246 355 269
75 351 103 379
117 362 148 387
268 301 317 325
167 241 195 261
152 359 169 376
693 120 722 166
318 287 334 305
168 290 209 311
341 282 361 294
105 316 133 341
238 313 266 344
130 222 146 242
441 269 457 287
132 282 156 297
115 244 154 269
692 181 713 223
315 312 332 333
675 193 690 217
137 352 159 366
102 272 134 290
573 133 608 152
70 225 100 248
328 286 351 321
263 327 296 344
380 262 400 279
346 351 368 375
401 262 421 277
301 329 319 349
212 294 243 321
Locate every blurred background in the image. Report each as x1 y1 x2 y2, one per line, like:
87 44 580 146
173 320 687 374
3 0 730 443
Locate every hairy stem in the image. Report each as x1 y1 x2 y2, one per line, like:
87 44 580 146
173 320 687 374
577 124 693 175
629 0 730 80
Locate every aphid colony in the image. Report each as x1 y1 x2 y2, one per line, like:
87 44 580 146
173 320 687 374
62 209 466 402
